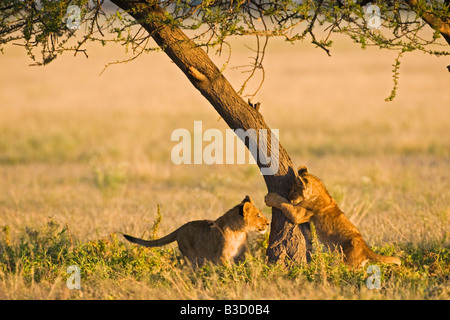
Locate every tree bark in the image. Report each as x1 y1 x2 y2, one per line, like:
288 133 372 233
109 0 311 263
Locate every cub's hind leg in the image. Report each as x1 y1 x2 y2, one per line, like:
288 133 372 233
342 237 370 268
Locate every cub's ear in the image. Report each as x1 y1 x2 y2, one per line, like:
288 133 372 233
297 165 308 176
240 201 252 216
242 195 253 204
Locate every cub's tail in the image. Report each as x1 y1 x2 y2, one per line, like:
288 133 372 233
368 250 401 266
123 228 179 248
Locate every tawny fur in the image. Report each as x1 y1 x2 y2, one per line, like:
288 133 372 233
265 166 401 268
123 196 269 267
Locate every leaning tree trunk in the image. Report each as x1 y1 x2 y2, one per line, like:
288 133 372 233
109 0 311 263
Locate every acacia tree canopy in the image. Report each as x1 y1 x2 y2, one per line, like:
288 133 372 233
1 0 449 98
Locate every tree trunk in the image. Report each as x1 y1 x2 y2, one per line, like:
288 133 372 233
109 0 311 263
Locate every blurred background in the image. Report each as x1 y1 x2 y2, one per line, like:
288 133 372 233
0 30 448 249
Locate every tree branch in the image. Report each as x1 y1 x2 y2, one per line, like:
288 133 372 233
405 0 450 45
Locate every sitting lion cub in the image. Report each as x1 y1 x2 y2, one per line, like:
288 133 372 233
123 196 269 266
265 166 401 268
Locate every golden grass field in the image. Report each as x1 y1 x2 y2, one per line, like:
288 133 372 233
0 32 449 299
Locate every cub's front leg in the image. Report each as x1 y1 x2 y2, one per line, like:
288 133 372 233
265 192 314 224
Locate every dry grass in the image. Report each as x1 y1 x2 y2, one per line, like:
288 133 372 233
0 34 448 299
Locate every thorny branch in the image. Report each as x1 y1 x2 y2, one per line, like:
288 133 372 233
1 0 449 98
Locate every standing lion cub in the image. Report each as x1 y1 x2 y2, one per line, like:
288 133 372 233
123 196 269 266
265 166 401 268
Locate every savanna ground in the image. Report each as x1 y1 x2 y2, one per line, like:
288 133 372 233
0 33 449 300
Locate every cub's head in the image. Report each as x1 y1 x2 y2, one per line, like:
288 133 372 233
288 165 333 210
239 195 270 233
288 165 308 205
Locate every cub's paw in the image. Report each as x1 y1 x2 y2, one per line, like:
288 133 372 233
264 192 284 207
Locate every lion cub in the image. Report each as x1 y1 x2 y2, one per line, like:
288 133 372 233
265 166 401 268
123 196 269 266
